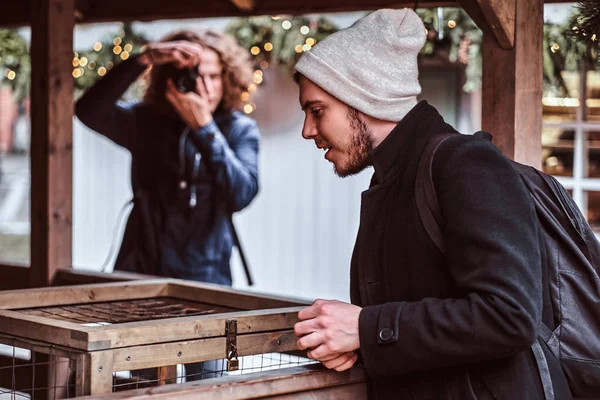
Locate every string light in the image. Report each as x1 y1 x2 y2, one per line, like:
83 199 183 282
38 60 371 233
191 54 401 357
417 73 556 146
6 70 16 80
259 60 269 69
113 45 122 55
113 37 122 46
593 34 597 41
295 45 303 53
250 46 260 55
88 61 96 69
93 42 102 51
300 26 310 35
106 61 114 70
448 20 456 29
551 43 560 53
243 104 253 114
253 75 263 84
248 83 257 93
72 68 82 78
72 57 80 67
264 42 273 51
282 20 292 30
306 38 316 46
98 67 107 76
79 57 88 67
302 44 312 52
241 92 250 102
120 51 130 60
123 44 133 52
271 16 280 20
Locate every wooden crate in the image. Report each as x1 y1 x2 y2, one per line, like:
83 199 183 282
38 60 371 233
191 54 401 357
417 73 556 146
0 279 309 397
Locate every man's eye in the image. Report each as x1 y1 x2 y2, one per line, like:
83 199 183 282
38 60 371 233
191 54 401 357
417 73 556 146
311 109 323 117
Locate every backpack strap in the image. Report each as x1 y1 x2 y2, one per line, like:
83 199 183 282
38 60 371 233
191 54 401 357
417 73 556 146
415 133 455 254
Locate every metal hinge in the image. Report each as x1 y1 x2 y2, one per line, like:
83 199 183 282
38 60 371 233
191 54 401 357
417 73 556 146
226 319 239 371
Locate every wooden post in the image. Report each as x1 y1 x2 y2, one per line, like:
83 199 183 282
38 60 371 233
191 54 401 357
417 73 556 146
480 0 543 167
157 365 178 385
29 0 74 288
89 351 115 395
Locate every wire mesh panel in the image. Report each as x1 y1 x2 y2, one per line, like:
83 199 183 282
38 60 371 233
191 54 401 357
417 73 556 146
111 353 318 392
0 335 80 399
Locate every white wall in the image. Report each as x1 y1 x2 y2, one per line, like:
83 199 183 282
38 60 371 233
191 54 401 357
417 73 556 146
72 65 372 302
71 13 467 303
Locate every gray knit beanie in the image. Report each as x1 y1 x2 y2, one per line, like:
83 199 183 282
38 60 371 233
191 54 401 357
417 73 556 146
295 9 426 122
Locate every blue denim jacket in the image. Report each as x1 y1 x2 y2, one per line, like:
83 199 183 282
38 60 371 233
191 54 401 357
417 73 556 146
76 57 260 285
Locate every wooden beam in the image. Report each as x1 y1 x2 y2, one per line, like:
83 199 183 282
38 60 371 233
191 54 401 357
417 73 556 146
230 0 256 13
1 0 457 27
0 263 29 290
75 365 367 400
29 0 75 288
86 306 303 349
479 0 543 166
109 330 298 370
460 0 515 50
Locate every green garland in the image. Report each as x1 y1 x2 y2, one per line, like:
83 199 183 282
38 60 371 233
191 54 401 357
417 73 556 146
226 15 337 71
0 29 30 101
0 10 597 103
73 23 148 99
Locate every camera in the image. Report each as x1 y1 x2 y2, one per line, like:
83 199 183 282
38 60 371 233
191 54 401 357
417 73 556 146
171 65 200 93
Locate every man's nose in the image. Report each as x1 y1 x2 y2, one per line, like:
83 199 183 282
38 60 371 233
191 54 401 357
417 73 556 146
200 76 213 95
302 119 316 140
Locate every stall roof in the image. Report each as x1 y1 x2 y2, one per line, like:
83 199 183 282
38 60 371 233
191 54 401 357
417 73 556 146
2 0 564 27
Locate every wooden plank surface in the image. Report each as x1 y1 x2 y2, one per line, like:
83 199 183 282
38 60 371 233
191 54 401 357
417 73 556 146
29 0 75 288
87 307 302 350
0 0 456 27
265 382 367 399
110 330 298 370
0 280 169 309
77 365 367 399
0 310 90 350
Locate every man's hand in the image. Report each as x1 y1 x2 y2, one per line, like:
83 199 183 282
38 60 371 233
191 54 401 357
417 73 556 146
165 79 213 129
137 40 203 69
319 351 359 372
294 299 361 371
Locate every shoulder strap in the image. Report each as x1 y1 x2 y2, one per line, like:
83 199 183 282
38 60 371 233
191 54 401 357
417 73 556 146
415 133 455 255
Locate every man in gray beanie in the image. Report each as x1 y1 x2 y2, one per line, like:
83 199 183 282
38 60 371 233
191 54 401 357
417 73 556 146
293 8 572 400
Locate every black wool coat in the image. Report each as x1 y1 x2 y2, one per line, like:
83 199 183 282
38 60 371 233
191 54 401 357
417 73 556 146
351 101 572 399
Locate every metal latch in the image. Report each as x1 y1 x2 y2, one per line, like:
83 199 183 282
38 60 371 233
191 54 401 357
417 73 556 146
226 319 239 371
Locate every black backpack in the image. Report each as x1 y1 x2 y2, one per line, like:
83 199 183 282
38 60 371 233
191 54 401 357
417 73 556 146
415 131 600 399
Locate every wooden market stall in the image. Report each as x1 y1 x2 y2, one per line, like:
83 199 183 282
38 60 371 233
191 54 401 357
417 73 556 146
0 0 555 398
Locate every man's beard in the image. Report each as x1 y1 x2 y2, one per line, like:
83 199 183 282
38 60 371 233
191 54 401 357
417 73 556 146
334 107 375 178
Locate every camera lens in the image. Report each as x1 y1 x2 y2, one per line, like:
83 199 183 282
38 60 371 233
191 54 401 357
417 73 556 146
172 66 199 93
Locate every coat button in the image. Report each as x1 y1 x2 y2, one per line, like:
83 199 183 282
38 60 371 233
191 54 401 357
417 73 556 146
379 328 393 342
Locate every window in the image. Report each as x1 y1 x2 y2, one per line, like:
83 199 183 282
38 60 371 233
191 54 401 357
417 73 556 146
543 67 600 232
